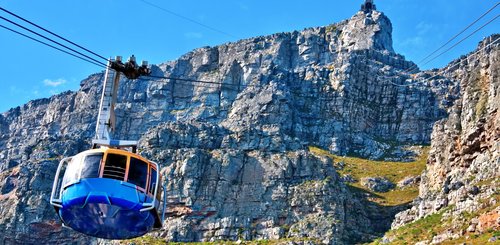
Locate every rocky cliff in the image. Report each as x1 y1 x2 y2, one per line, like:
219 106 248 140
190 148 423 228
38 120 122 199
389 35 499 244
0 5 496 245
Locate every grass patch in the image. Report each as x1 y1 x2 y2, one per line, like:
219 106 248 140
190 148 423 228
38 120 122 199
308 146 429 206
373 209 449 244
473 72 489 120
371 192 500 244
123 235 167 245
123 236 318 245
297 177 331 189
475 93 488 119
475 177 497 187
373 188 420 206
441 231 499 245
325 24 337 33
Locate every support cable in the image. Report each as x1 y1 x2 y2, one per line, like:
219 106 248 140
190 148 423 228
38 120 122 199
0 24 107 69
421 13 499 67
0 7 108 61
417 2 499 65
140 74 264 92
389 36 500 87
0 16 108 67
138 0 238 39
389 2 500 76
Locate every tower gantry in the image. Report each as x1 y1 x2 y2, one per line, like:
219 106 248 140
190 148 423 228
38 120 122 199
361 0 376 13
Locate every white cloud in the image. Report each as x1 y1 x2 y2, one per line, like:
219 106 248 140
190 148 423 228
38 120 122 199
43 78 67 87
400 36 424 47
184 32 203 39
416 21 433 36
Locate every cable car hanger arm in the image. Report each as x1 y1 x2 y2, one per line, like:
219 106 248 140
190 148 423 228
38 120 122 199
92 55 151 151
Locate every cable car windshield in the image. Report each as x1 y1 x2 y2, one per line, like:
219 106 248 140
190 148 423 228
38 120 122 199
61 153 104 188
61 155 81 188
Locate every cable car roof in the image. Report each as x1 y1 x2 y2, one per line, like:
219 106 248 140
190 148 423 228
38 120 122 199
77 148 156 167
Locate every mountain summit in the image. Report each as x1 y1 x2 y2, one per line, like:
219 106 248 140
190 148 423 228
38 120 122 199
340 3 394 52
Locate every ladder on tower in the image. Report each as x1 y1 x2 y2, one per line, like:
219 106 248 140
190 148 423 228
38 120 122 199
95 60 116 141
92 57 138 151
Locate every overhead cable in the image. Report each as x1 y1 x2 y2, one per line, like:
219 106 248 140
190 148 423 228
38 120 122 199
0 24 107 69
416 2 499 66
142 74 264 90
389 36 499 87
421 13 499 67
138 78 243 92
138 0 238 39
0 16 108 67
389 2 500 76
0 7 108 61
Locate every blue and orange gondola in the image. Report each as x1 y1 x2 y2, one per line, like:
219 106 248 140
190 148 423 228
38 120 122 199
50 148 165 239
50 56 166 239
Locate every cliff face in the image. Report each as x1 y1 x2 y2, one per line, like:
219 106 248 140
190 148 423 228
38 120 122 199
0 6 491 244
392 35 500 242
140 127 371 243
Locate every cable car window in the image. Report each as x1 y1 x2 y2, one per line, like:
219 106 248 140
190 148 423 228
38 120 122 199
103 153 127 180
61 156 81 188
157 182 162 201
156 174 162 201
149 168 157 196
80 153 103 179
128 157 148 190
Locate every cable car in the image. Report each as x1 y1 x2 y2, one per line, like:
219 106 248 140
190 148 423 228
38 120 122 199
50 148 165 239
50 56 166 239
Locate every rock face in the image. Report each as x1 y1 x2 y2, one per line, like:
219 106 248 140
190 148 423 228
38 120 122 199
140 122 373 243
392 35 500 233
0 3 495 244
397 175 421 189
360 177 395 192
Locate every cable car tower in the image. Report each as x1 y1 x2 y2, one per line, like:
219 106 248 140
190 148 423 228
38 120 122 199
50 56 167 239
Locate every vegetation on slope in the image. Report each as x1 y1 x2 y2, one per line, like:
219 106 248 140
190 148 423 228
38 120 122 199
308 146 429 206
308 144 499 244
123 236 318 245
370 188 500 244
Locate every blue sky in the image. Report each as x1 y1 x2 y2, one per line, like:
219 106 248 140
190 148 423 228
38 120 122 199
0 0 498 113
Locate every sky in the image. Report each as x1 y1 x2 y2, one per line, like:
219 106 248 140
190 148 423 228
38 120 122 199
0 0 498 113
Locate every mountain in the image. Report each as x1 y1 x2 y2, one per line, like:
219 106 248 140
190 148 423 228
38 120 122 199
0 2 498 244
